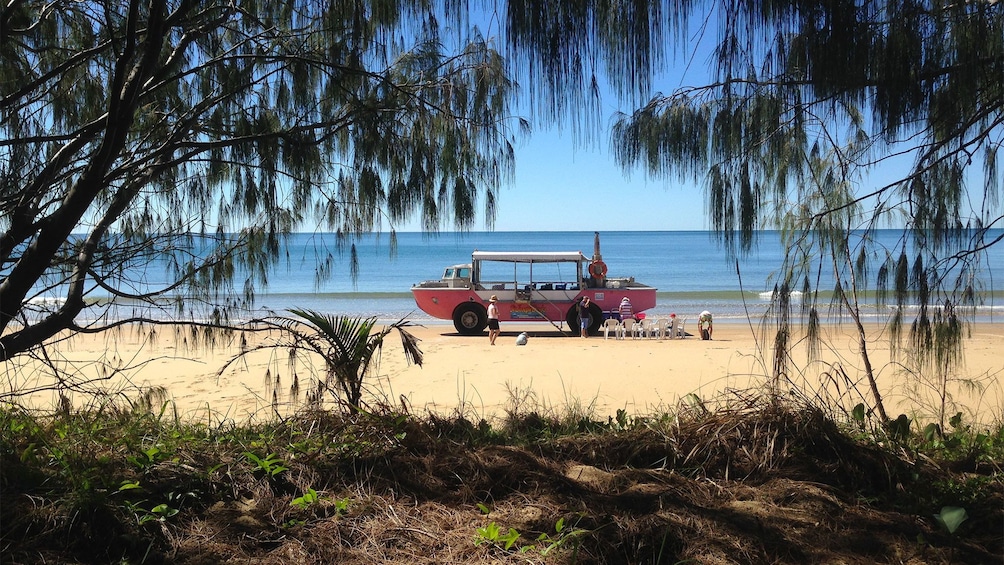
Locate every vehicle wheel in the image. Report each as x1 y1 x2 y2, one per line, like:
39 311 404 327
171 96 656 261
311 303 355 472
565 302 605 335
587 303 604 335
453 302 488 335
565 305 579 332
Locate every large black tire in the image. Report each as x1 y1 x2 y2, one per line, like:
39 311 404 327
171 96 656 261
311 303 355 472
586 303 604 335
565 302 604 335
565 305 579 331
453 302 488 335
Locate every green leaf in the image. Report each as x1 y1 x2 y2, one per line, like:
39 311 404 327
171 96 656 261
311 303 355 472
150 504 179 519
477 522 500 541
291 488 318 509
949 412 963 429
889 414 911 440
923 423 940 442
934 506 968 535
501 528 520 550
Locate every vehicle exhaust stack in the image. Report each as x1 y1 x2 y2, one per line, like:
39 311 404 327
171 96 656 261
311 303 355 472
588 231 607 286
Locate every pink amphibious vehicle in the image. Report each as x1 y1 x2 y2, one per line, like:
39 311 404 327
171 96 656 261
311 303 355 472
411 233 657 335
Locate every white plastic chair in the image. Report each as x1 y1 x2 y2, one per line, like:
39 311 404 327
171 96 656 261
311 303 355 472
664 317 678 339
602 318 622 340
622 318 639 339
639 318 657 339
655 318 670 339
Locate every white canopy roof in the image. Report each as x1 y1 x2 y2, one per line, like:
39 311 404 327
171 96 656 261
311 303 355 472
472 251 587 263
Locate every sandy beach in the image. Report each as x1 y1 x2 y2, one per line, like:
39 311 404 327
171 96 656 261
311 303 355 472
4 320 1003 427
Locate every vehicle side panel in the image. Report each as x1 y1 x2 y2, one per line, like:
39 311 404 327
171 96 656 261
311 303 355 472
412 287 657 323
411 288 483 320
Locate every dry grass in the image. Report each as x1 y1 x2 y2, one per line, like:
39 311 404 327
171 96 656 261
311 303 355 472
1 391 1002 564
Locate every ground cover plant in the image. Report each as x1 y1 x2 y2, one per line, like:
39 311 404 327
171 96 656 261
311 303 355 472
1 390 1001 564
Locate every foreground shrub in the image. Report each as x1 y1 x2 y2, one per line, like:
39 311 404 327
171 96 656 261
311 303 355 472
1 394 1001 564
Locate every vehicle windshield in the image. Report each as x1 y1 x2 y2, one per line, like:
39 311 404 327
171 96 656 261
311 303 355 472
443 266 471 279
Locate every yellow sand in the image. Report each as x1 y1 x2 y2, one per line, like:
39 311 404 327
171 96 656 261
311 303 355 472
4 321 1003 426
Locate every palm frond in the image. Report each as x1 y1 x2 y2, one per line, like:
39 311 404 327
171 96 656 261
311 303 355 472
392 320 424 367
226 310 423 412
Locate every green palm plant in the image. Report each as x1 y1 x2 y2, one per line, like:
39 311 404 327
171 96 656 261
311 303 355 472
224 309 423 411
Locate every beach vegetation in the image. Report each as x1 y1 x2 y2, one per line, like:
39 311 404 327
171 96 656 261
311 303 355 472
219 309 423 412
609 0 1002 288
474 520 523 552
475 504 588 557
608 1 1002 426
289 487 318 510
473 515 587 557
243 451 288 478
3 390 1001 563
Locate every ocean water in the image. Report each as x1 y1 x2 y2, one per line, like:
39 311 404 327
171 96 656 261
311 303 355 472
60 230 1004 325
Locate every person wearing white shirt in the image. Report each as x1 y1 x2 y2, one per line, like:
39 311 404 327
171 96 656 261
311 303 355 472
699 310 713 340
487 295 501 345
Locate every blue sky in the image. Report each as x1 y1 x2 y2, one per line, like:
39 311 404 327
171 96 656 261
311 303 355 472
391 10 717 233
393 118 710 233
488 129 707 232
392 116 710 233
398 65 714 231
392 12 982 235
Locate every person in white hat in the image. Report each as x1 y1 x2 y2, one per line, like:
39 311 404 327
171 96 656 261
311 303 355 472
487 295 500 345
699 310 713 340
618 296 634 322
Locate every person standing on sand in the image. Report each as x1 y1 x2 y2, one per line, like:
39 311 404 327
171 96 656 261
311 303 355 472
699 310 713 340
487 295 501 345
577 296 592 338
618 296 634 321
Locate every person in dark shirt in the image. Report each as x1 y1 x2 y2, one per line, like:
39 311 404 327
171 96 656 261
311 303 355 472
577 296 592 338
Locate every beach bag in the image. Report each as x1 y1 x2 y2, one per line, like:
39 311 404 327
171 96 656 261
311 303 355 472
515 332 528 346
701 329 710 340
